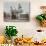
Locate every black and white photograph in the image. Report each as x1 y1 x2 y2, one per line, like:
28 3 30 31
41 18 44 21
4 1 30 22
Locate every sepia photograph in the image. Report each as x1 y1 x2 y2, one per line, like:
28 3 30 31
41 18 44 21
4 1 30 22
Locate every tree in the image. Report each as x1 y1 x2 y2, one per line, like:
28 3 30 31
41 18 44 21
18 3 23 13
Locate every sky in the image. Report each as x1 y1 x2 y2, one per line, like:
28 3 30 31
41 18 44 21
4 1 30 13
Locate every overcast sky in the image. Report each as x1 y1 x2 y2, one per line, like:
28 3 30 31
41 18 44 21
4 1 30 13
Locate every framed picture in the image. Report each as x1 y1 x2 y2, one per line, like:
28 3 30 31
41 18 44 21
4 1 30 22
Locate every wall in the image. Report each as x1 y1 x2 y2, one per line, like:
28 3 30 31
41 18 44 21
0 0 46 41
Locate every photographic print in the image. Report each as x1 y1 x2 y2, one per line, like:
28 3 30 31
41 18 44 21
4 1 30 22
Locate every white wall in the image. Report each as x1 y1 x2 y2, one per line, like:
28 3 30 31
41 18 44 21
0 0 46 41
